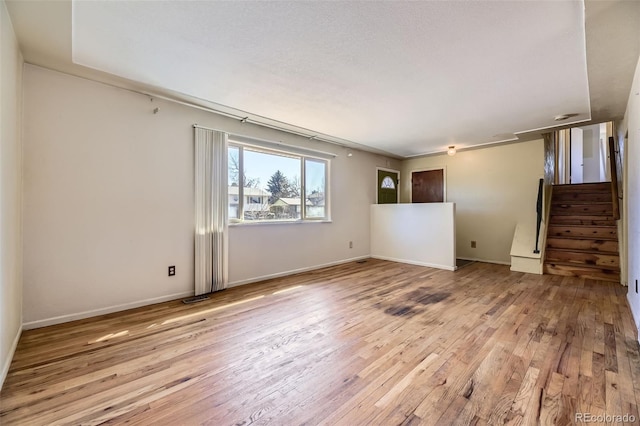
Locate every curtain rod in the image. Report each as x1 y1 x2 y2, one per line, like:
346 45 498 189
134 83 352 149
31 64 405 159
28 65 353 152
193 124 338 158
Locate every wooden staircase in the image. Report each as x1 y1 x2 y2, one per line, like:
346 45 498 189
543 182 620 282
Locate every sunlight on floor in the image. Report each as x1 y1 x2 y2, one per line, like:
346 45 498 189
92 330 129 343
162 295 266 325
89 285 307 343
162 285 306 325
273 285 303 295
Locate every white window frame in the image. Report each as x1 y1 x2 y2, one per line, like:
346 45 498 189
228 141 330 224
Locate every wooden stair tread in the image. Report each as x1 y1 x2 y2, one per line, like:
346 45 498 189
546 227 617 240
552 199 612 204
551 201 612 206
544 260 620 273
552 201 612 205
543 264 620 283
544 260 620 272
552 182 611 190
546 235 616 239
546 235 618 242
550 214 615 217
553 193 612 197
549 221 616 227
548 224 617 229
551 212 613 216
552 188 611 192
550 209 613 216
551 191 612 197
545 250 620 269
545 247 619 256
545 238 619 253
549 215 616 224
551 206 612 209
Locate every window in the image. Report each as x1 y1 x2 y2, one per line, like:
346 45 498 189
381 176 395 189
228 142 329 222
305 159 327 218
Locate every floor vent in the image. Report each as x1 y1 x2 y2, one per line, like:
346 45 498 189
182 294 210 304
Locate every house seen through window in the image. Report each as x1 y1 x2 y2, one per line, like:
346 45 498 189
228 144 328 222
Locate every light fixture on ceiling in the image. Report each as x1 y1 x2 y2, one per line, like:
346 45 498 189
554 114 570 121
447 146 457 156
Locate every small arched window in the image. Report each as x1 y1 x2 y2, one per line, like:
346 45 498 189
381 176 395 189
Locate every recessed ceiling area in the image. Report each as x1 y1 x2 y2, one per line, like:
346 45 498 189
6 1 639 157
70 1 591 157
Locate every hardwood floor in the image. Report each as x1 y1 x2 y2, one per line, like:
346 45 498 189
2 259 640 425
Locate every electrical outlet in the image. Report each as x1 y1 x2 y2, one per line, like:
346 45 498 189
168 265 176 276
349 241 353 249
471 241 477 248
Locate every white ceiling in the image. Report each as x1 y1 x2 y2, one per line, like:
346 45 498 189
6 1 640 157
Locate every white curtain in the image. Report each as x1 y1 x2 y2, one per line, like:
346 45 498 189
599 123 610 182
194 127 228 295
557 129 570 184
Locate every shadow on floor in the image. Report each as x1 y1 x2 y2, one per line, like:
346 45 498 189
456 259 476 270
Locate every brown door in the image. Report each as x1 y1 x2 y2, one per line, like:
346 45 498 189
412 169 444 203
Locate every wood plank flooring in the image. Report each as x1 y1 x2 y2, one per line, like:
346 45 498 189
2 259 640 425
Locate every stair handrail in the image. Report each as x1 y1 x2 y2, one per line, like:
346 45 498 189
534 178 544 254
608 136 620 220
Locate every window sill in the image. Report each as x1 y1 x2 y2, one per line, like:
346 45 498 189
229 219 332 227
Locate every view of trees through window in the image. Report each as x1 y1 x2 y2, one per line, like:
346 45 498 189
228 144 327 222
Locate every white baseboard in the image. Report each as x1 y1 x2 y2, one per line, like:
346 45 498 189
1 326 22 391
627 293 640 344
228 255 371 288
370 255 456 271
22 291 193 330
24 257 373 329
457 256 511 266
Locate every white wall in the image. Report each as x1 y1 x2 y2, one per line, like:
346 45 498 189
0 0 23 389
22 65 400 327
371 203 456 270
400 140 544 264
620 55 640 335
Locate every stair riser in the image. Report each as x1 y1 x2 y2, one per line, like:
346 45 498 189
553 183 611 192
550 205 613 216
545 250 619 268
552 193 612 203
549 216 616 226
543 264 620 282
547 226 617 239
545 238 618 253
